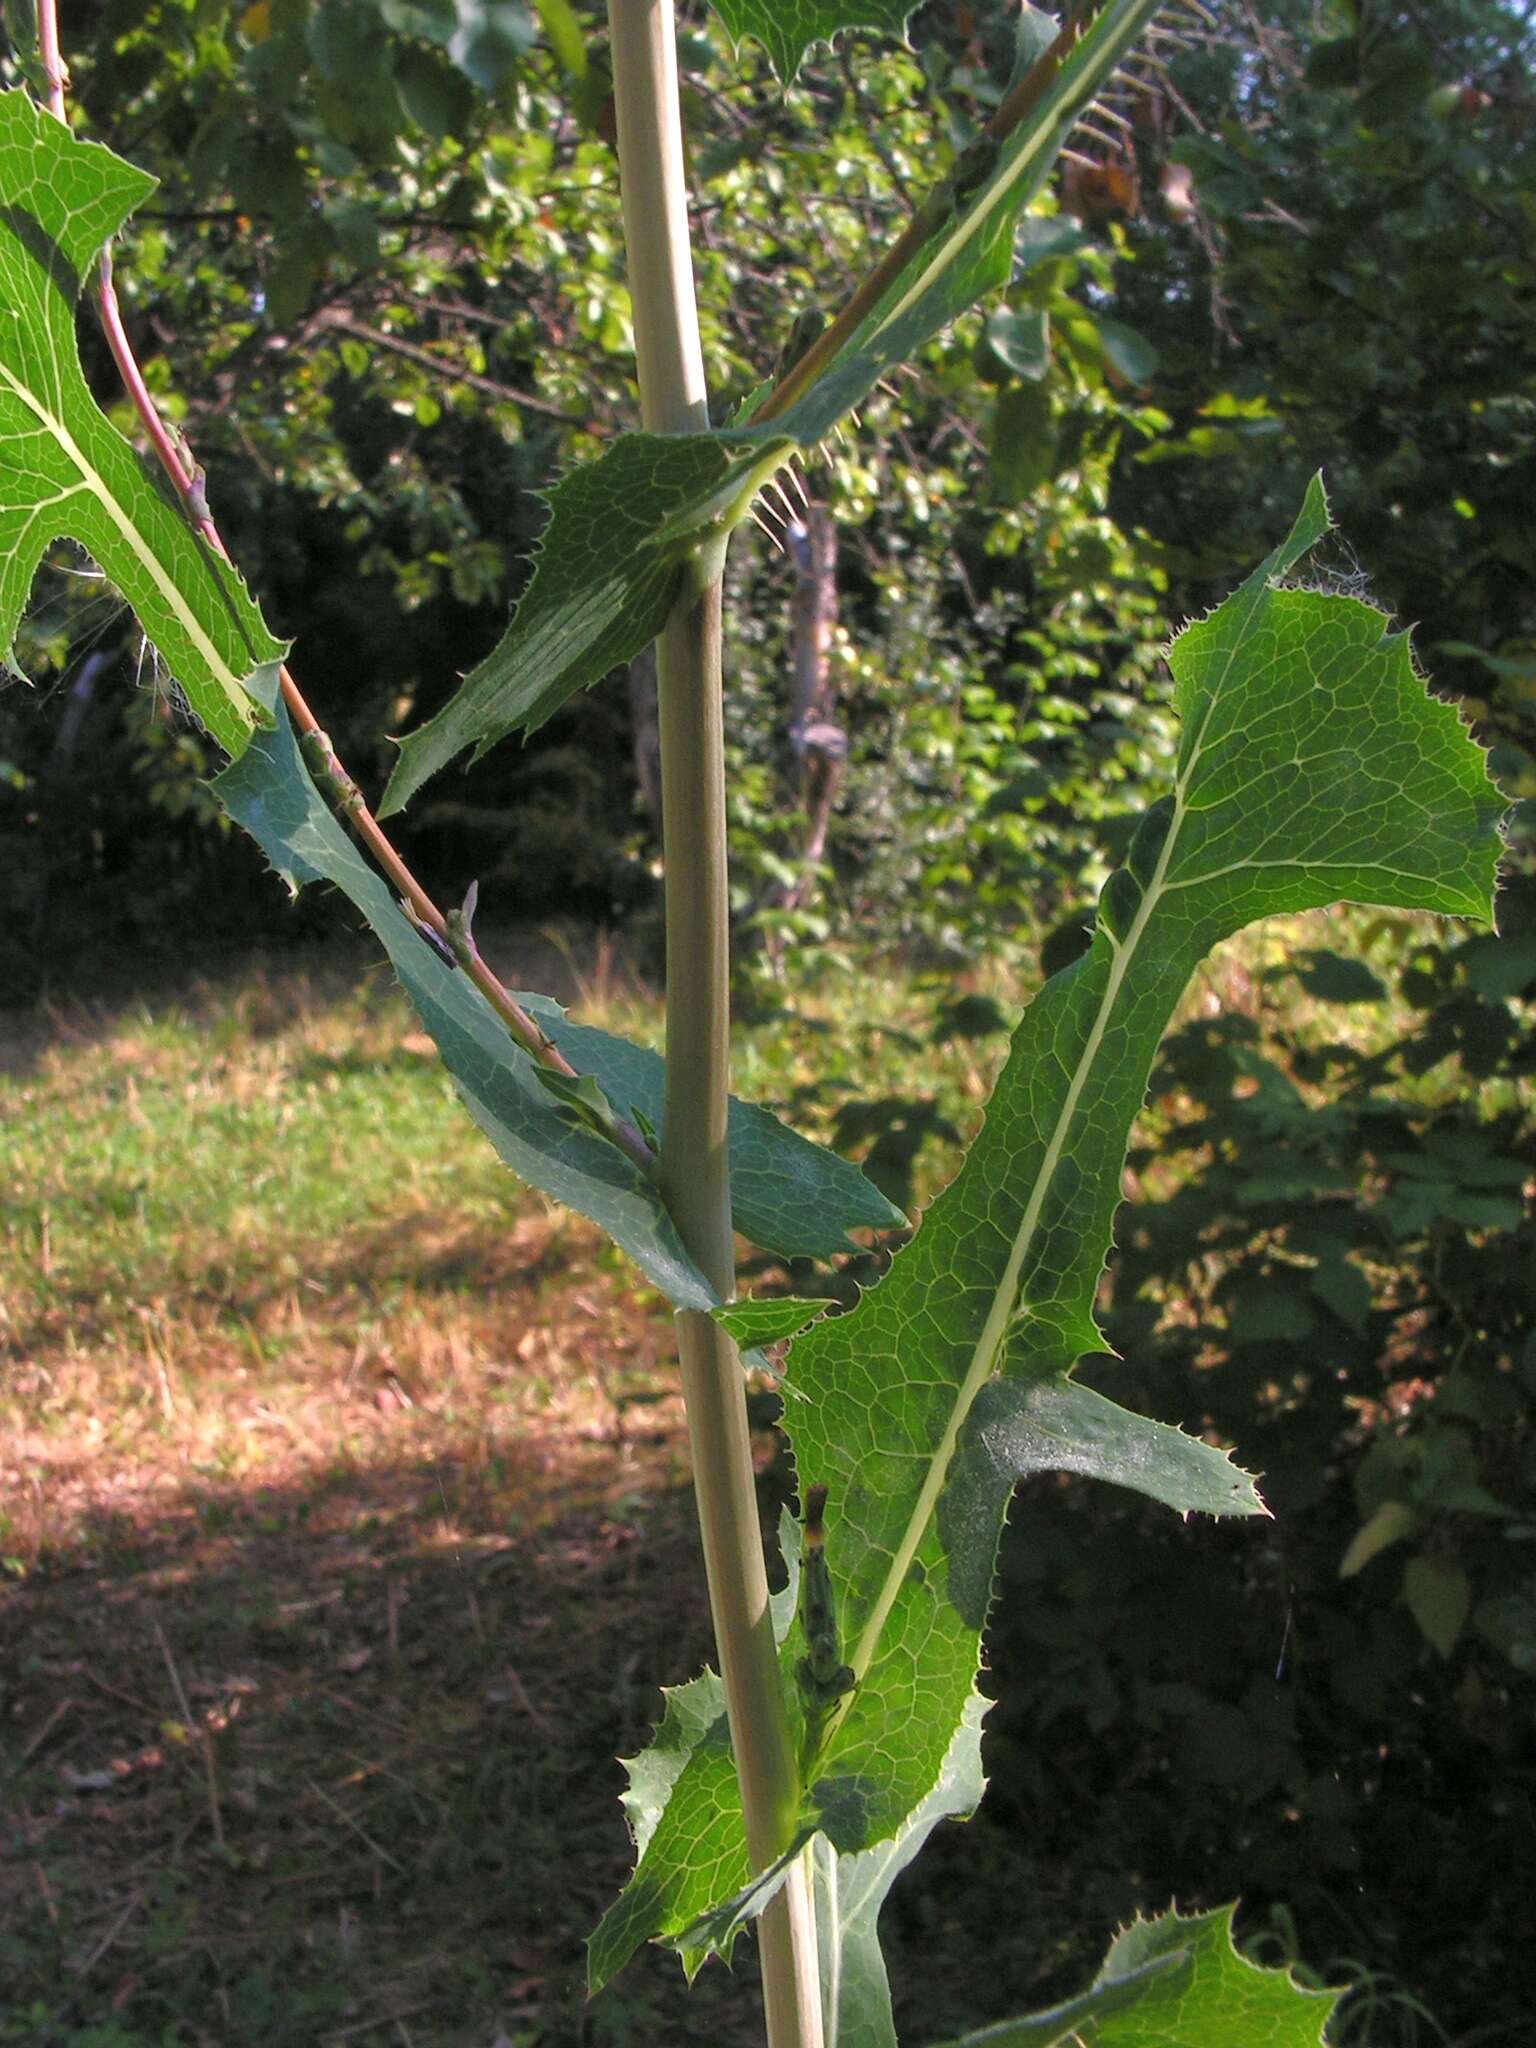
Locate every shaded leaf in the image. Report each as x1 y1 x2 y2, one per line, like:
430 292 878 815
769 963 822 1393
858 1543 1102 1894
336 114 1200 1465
1339 1499 1416 1579
1403 1556 1471 1657
1291 949 1388 1003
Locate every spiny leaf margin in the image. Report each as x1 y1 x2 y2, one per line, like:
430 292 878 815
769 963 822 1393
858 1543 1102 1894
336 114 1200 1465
585 480 1506 1988
0 88 283 757
380 1 1166 813
379 430 791 816
933 1902 1340 2047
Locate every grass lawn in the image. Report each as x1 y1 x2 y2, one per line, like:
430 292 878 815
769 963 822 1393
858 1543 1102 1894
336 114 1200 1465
0 930 1018 2046
0 913 1455 2045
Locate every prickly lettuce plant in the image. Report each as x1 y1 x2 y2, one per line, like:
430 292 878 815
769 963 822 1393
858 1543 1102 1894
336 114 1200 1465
0 3 1504 2045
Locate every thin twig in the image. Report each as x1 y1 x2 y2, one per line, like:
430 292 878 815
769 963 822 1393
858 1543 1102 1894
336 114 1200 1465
304 1776 407 1876
152 1620 226 1853
81 1666 159 1718
72 1892 142 1979
20 1696 74 1764
313 310 596 427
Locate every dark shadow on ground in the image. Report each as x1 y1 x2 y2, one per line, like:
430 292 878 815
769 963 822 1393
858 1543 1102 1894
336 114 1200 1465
1 1446 767 2047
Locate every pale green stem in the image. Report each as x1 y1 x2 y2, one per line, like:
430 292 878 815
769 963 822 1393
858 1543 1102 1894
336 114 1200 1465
606 5 824 2044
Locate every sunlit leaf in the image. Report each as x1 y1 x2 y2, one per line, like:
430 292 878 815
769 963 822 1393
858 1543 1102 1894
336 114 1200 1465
709 0 912 82
0 89 283 757
934 1903 1339 2047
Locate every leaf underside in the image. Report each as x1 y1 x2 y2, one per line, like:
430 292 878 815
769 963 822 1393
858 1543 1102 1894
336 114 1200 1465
588 481 1505 2019
709 0 915 82
382 0 1164 810
0 89 283 755
214 697 900 1309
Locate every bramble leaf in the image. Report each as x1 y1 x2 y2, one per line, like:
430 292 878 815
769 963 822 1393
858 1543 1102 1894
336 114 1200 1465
588 482 1506 1989
214 699 899 1304
0 89 283 756
934 1904 1339 2047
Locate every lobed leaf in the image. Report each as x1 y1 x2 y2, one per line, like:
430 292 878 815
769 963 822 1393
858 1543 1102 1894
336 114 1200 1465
0 89 284 757
214 697 899 1306
589 482 1506 1994
934 1903 1339 2047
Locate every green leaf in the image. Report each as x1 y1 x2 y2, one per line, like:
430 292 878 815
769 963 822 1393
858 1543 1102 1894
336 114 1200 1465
384 4 1164 812
990 381 1058 502
709 0 912 82
1091 313 1159 389
446 0 536 92
379 430 791 814
532 0 587 77
392 43 475 138
713 1297 833 1351
214 702 899 1302
812 1695 986 2048
1339 1499 1416 1578
980 306 1051 382
767 0 1166 451
0 89 283 758
1403 1556 1471 1657
935 1904 1338 2047
1291 949 1388 1003
594 481 1505 1979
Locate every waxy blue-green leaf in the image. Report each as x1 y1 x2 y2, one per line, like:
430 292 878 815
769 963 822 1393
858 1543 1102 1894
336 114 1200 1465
379 430 791 815
0 89 283 757
214 700 899 1302
935 1904 1339 2047
586 482 1506 1988
709 0 912 83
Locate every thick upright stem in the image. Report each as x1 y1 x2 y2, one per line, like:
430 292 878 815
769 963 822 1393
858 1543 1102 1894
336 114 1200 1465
606 5 823 2044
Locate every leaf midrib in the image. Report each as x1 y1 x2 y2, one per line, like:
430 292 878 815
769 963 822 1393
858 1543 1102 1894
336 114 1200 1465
845 621 1250 1691
0 356 254 723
